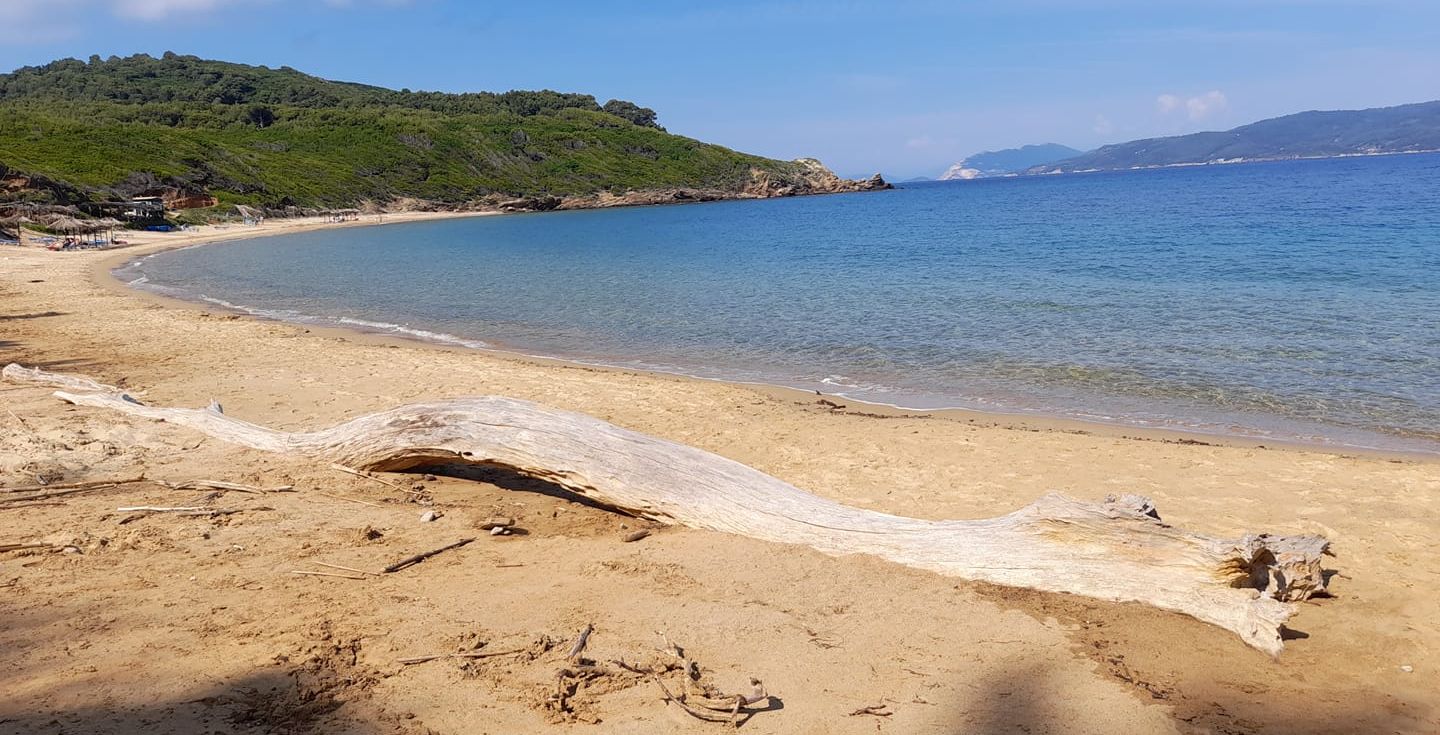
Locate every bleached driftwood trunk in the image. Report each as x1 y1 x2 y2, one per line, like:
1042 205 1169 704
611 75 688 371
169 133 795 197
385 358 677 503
3 363 1329 655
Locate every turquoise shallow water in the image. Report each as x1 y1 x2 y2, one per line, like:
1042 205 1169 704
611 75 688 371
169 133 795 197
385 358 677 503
118 154 1440 453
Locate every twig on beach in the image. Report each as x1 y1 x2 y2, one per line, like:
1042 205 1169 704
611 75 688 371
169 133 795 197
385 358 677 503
0 501 68 511
330 463 422 495
291 569 367 580
5 408 38 439
565 623 594 662
656 632 699 682
314 561 381 576
157 479 287 495
382 537 475 573
649 673 767 727
116 505 273 518
317 491 384 508
0 542 53 553
849 704 892 717
398 648 526 665
1 476 146 494
622 529 651 543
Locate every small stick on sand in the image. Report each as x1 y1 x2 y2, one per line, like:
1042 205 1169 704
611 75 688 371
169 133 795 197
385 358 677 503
118 506 272 517
0 542 53 553
566 623 594 662
622 529 651 543
383 538 474 573
849 704 893 717
157 479 288 495
5 408 38 438
317 492 384 508
314 561 381 576
1 476 146 495
650 674 736 724
331 464 422 495
292 569 367 580
398 648 526 665
116 505 209 513
0 501 68 511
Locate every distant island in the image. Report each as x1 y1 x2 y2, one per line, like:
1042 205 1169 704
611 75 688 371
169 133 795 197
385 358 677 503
0 54 887 216
1029 100 1440 174
939 143 1081 180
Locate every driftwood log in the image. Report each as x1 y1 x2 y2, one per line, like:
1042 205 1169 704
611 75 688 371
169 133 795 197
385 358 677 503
2 363 1329 655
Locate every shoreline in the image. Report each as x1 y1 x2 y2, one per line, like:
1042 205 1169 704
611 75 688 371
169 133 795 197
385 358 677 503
91 213 1438 463
4 208 1439 733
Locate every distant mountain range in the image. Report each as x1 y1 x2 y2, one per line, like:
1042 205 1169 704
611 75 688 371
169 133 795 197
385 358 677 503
937 100 1440 180
939 143 1080 179
1027 100 1440 174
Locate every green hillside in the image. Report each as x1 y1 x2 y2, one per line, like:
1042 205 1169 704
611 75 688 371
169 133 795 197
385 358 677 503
0 54 830 209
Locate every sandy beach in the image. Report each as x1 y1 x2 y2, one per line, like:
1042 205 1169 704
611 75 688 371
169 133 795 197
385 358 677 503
2 216 1438 734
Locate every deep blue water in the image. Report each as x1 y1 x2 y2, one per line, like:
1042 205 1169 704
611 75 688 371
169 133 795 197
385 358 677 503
119 154 1440 453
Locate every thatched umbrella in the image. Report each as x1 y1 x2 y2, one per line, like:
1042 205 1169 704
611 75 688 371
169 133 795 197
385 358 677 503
47 215 93 234
0 214 32 245
96 217 125 244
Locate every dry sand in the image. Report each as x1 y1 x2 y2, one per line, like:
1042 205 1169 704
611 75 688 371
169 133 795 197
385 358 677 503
1 216 1437 734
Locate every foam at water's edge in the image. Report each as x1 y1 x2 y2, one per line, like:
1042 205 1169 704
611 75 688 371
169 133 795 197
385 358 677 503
114 262 494 351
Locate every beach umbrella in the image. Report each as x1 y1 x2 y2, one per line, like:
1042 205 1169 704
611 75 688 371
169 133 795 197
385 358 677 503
47 215 92 233
0 214 31 245
99 217 126 243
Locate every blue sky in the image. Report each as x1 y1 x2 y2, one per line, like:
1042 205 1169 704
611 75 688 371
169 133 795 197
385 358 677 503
2 0 1438 179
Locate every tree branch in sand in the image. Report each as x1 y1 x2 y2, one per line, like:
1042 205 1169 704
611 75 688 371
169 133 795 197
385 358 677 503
2 363 1332 655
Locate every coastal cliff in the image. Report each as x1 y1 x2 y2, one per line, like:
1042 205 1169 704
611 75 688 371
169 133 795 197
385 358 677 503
0 54 888 218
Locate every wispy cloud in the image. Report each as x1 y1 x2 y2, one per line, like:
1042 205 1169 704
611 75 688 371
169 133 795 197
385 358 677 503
1157 90 1228 121
0 0 86 43
0 0 418 44
112 0 235 21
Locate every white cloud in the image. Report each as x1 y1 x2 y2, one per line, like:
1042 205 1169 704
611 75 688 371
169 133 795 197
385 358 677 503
1093 113 1115 135
0 0 86 43
1156 90 1229 121
112 0 233 21
904 135 934 149
0 0 416 40
1185 90 1228 120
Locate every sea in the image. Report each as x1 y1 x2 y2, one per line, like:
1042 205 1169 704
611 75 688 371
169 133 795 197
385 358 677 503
116 153 1440 454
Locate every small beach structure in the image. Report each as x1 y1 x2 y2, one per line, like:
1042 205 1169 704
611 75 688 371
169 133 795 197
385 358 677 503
0 214 32 246
124 196 165 220
42 215 112 250
46 215 91 234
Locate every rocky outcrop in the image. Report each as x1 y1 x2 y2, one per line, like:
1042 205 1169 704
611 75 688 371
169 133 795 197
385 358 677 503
765 158 892 196
497 196 562 212
489 159 891 213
